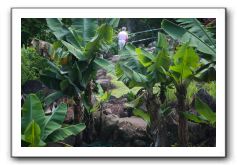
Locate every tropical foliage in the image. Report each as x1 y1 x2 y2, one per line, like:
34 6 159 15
21 18 216 147
21 94 85 147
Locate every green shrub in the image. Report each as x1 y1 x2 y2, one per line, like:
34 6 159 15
21 46 49 85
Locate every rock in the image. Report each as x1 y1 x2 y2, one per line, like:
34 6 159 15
100 114 119 140
102 98 129 117
94 112 150 146
188 122 216 147
117 116 148 141
96 79 113 91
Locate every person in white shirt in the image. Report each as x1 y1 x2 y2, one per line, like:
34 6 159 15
117 27 128 50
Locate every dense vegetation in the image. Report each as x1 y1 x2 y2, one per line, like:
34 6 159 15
21 18 216 147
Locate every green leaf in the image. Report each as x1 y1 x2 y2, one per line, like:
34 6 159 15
21 94 46 132
46 18 70 39
45 123 86 142
136 48 152 67
183 112 208 124
61 40 87 61
110 80 130 98
44 91 64 107
169 44 199 81
94 57 114 73
97 24 113 43
157 32 168 49
130 87 143 95
195 98 216 125
42 103 68 140
108 18 120 28
100 91 111 102
120 64 147 83
133 108 150 123
150 48 170 72
161 19 215 56
125 94 143 108
46 18 80 48
22 120 42 147
71 18 98 44
125 43 137 56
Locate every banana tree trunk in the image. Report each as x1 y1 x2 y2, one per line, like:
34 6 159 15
146 90 160 146
73 94 84 146
83 81 95 143
176 84 188 147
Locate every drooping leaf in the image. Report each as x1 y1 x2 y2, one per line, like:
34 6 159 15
61 40 87 61
195 98 216 125
94 57 114 73
46 18 70 40
45 123 86 142
120 64 147 83
161 19 215 57
136 48 153 67
176 18 216 49
42 103 68 140
46 18 80 48
110 80 130 98
183 112 208 124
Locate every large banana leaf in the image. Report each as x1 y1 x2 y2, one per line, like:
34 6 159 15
183 97 216 126
94 57 114 73
161 19 216 57
46 18 70 39
46 18 80 48
136 48 153 67
61 40 87 61
71 18 98 45
22 120 43 147
45 123 86 142
42 103 68 140
195 98 216 125
176 18 216 47
169 44 199 82
21 94 46 132
110 79 130 98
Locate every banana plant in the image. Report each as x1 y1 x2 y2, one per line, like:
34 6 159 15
161 18 216 83
21 94 86 147
162 43 201 146
115 32 171 146
40 18 118 143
